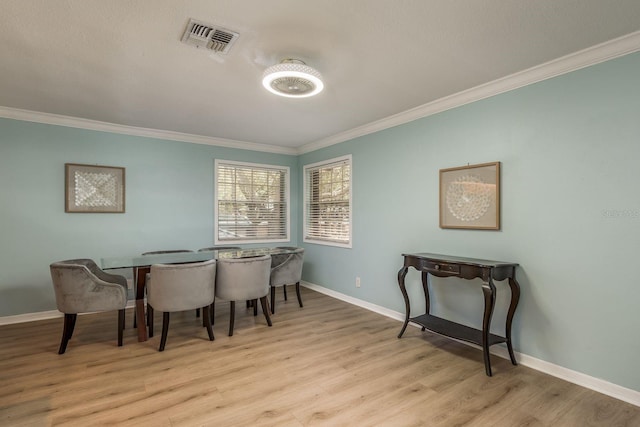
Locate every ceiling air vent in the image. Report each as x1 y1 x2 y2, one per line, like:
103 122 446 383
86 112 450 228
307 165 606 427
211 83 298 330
181 19 239 54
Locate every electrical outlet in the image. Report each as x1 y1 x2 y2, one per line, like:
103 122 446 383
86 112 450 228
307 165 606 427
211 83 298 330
356 277 361 288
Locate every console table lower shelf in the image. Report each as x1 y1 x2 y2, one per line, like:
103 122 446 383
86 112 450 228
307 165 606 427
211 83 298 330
397 253 521 376
408 313 508 348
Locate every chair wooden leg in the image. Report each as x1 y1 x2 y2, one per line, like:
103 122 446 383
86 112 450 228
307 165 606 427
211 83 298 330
283 285 288 301
270 286 276 314
253 299 258 316
132 267 138 328
159 312 170 351
210 301 216 325
260 296 272 327
118 309 125 347
204 305 214 341
196 308 200 318
68 313 77 339
295 282 303 308
228 301 235 336
148 305 154 338
58 313 77 354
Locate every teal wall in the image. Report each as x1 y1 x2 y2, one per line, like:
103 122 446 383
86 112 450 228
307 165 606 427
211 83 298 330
299 52 640 392
1 51 639 393
0 120 298 315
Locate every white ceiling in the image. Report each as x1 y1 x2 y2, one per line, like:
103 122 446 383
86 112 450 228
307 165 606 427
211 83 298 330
2 1 640 153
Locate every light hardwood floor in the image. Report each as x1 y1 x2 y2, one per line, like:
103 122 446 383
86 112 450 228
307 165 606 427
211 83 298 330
1 288 639 426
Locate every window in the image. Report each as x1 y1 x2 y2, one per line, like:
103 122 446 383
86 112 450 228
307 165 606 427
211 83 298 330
304 155 352 248
215 160 289 244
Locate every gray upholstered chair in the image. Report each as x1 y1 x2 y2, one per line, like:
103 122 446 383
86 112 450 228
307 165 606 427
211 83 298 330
49 259 128 354
140 250 193 286
269 248 305 314
197 246 241 252
214 255 272 336
146 259 216 351
141 249 193 256
137 249 196 326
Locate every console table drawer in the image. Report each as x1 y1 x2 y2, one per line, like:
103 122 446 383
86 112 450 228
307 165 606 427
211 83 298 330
419 259 460 274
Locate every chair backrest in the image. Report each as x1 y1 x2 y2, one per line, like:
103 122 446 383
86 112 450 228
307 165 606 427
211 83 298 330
49 259 128 314
197 246 241 252
270 248 305 286
147 259 216 312
142 249 193 255
215 255 271 301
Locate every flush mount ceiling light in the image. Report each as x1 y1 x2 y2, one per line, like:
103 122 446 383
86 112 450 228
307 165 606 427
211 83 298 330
262 59 324 98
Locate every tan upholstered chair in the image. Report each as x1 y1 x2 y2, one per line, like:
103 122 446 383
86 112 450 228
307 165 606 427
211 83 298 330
50 259 128 354
269 248 305 314
146 259 216 351
214 255 272 336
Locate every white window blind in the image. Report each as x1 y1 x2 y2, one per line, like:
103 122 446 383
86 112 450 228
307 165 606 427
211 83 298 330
304 155 352 247
215 160 289 243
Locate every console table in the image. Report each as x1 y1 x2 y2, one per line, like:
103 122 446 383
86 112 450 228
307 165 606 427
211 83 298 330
397 253 520 376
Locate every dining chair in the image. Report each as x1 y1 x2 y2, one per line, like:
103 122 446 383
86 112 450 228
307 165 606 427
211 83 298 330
273 246 301 301
269 248 305 314
135 249 195 327
214 255 272 336
197 246 241 252
146 259 216 351
140 250 194 285
49 259 128 354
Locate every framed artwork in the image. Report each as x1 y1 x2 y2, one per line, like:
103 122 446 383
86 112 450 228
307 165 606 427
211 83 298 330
439 162 500 230
65 163 125 213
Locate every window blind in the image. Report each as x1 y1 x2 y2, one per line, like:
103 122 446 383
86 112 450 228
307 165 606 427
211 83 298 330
304 156 352 247
215 161 289 243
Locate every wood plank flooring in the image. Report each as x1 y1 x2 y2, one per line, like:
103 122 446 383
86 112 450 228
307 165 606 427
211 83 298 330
1 288 639 426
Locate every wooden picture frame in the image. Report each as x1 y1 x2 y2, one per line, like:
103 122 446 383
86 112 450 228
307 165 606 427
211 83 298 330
65 163 125 213
439 162 500 230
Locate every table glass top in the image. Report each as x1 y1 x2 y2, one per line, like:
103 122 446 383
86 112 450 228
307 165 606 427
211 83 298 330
101 247 294 270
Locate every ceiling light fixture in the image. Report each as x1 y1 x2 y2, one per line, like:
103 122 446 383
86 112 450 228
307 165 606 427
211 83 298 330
262 59 324 98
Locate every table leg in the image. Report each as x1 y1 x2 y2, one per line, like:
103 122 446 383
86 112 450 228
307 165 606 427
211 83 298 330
421 271 430 314
135 266 149 342
506 277 521 365
481 277 497 376
397 266 410 338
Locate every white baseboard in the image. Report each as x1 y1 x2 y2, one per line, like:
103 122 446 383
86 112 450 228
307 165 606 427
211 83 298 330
0 300 138 326
301 281 640 407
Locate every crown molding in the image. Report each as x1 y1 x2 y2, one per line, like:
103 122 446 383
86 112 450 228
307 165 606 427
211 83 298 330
3 30 639 157
0 106 298 155
298 30 640 154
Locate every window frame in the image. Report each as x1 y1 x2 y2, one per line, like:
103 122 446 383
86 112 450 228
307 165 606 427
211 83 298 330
214 159 290 245
303 154 353 248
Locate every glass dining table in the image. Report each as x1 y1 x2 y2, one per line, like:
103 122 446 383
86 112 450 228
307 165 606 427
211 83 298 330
101 247 295 342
